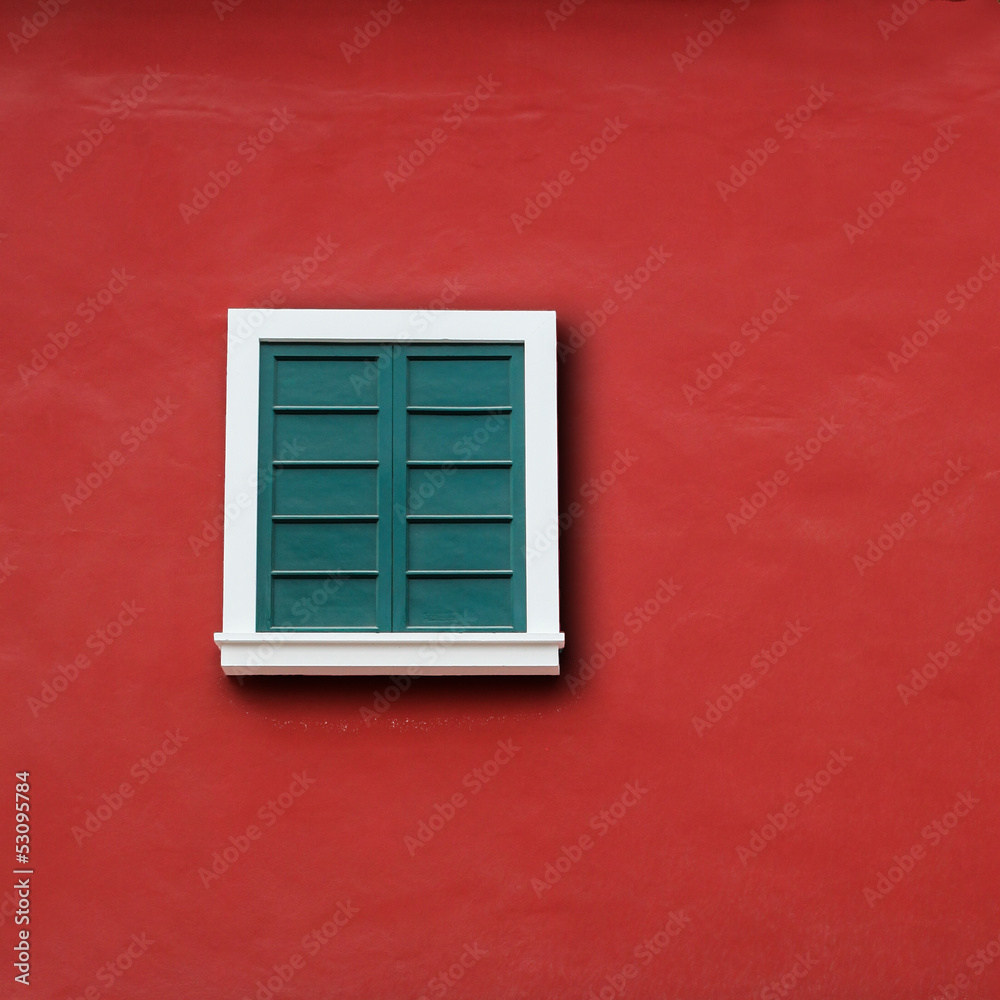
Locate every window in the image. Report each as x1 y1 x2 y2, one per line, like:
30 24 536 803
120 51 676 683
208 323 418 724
215 309 563 675
257 341 526 632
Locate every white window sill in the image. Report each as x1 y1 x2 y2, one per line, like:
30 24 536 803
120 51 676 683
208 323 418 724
214 632 565 675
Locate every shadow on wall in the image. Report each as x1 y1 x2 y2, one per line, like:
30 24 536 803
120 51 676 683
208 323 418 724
224 319 592 715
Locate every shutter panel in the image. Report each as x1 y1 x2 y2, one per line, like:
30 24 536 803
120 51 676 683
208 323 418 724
393 344 526 631
257 345 393 630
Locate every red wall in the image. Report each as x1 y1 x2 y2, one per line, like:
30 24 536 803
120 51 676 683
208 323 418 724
3 1 1000 997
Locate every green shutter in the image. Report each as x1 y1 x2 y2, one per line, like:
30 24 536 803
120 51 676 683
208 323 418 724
257 344 393 630
257 342 526 633
392 344 526 631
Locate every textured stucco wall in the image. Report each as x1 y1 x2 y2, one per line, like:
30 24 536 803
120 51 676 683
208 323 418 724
2 0 999 996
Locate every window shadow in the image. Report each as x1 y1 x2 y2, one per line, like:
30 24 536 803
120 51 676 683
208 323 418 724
225 319 588 719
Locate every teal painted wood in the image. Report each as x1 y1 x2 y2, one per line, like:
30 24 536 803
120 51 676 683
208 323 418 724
257 344 393 631
375 358 394 631
509 346 527 631
259 342 526 633
390 347 408 631
391 344 526 632
255 347 277 631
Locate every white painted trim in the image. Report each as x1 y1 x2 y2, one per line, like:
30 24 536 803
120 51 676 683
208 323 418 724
217 309 563 675
214 632 563 675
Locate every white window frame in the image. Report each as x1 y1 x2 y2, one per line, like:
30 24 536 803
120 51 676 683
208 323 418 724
214 308 564 676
